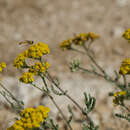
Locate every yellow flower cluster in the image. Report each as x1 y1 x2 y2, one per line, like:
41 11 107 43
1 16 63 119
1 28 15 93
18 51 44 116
19 72 34 84
113 91 126 97
60 32 99 50
14 42 50 69
7 105 50 130
60 38 73 50
119 58 130 75
14 53 26 69
113 91 126 105
19 62 50 84
0 62 6 72
73 32 99 45
73 33 89 45
88 32 100 41
122 28 130 41
27 42 50 59
29 62 50 74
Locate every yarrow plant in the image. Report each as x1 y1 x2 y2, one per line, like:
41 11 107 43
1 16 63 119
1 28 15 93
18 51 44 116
0 29 130 130
0 41 95 130
59 29 130 127
60 32 99 50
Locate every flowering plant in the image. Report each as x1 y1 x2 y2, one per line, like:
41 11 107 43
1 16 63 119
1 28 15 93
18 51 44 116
0 29 130 130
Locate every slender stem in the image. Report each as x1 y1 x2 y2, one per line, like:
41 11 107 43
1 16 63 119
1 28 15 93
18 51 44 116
46 72 92 123
123 75 127 88
71 45 124 90
32 83 72 130
0 82 23 109
79 66 104 78
41 77 72 130
71 48 86 55
0 91 14 107
123 104 130 112
82 43 124 89
88 41 93 49
49 95 72 130
78 66 125 90
0 83 17 102
32 83 44 92
82 44 105 74
40 74 49 92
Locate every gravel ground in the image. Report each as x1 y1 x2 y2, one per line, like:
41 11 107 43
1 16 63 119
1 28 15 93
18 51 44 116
0 0 130 129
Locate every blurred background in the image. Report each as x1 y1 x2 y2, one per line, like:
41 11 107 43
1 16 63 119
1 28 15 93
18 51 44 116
0 0 130 129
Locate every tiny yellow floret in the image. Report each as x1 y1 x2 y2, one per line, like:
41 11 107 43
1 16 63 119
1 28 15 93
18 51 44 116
72 32 99 45
119 58 130 75
0 62 6 72
122 28 130 41
73 33 89 45
14 52 26 69
88 32 100 41
113 91 126 105
60 38 72 50
113 91 126 97
29 62 50 75
19 72 34 84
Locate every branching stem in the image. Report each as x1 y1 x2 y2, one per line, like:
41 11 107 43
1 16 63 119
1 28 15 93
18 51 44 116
46 72 92 124
32 83 72 130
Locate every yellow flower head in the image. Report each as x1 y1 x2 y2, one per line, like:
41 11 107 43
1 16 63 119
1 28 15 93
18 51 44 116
72 32 99 45
73 33 89 45
14 52 26 69
0 62 6 72
60 38 72 50
36 105 50 118
19 72 34 84
113 91 126 97
29 62 50 75
119 58 130 75
122 28 130 41
7 105 50 130
113 91 126 105
27 42 50 59
87 32 100 41
44 62 51 69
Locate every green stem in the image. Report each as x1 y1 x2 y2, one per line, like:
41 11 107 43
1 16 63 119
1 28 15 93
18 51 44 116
82 43 105 74
49 95 72 130
123 75 127 88
71 48 86 55
0 82 23 109
79 66 104 78
46 72 92 124
122 104 130 112
32 83 72 130
78 66 125 90
40 74 49 92
0 91 14 107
